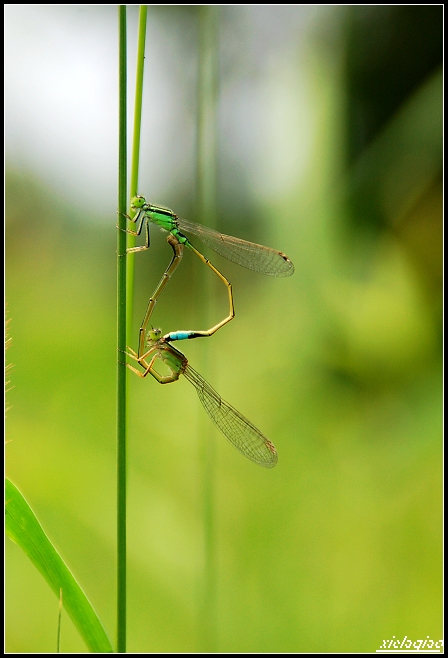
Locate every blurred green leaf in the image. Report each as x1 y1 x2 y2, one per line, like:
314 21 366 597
5 478 113 653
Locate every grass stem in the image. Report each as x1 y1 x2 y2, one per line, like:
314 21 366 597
197 6 219 652
117 5 128 653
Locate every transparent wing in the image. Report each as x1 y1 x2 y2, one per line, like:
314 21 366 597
177 217 294 277
183 364 278 468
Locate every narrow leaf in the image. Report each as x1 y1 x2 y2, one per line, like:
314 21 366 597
5 478 113 653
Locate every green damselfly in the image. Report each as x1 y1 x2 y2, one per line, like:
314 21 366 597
126 328 278 468
125 195 294 277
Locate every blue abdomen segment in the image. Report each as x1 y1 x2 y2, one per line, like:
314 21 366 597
166 331 195 342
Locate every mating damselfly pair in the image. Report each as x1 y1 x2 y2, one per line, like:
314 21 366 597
123 196 294 468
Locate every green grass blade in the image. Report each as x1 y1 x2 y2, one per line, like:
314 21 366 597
5 478 113 654
197 6 219 652
117 5 128 653
127 4 148 346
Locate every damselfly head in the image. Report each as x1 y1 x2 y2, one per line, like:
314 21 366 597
147 327 162 343
130 195 146 209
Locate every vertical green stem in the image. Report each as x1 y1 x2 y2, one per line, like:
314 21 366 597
197 5 219 653
117 5 128 654
127 5 148 349
118 7 147 652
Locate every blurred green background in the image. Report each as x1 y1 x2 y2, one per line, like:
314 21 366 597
5 5 442 653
